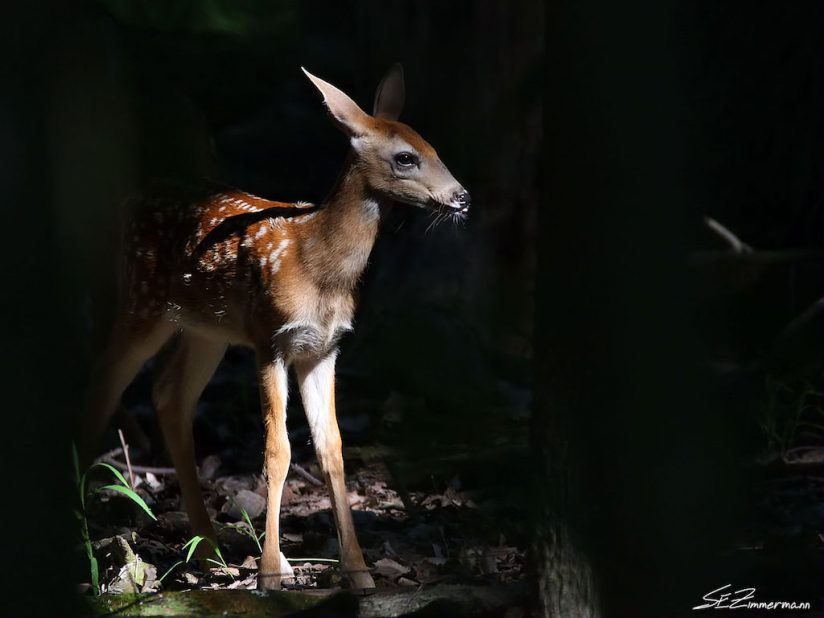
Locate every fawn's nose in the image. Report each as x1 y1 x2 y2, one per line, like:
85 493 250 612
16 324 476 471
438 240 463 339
453 190 471 212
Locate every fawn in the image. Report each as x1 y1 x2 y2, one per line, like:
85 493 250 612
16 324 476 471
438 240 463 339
80 64 469 590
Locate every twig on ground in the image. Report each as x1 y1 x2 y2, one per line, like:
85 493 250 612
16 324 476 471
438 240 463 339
118 429 135 488
95 449 325 486
96 448 177 476
290 463 324 487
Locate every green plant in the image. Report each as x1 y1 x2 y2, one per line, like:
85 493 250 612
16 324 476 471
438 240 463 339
157 535 234 586
225 504 265 553
72 444 157 595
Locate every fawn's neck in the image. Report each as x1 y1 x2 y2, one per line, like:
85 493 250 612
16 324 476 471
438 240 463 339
302 153 382 292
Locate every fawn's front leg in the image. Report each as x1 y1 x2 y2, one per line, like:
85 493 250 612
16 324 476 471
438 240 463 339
257 354 293 590
295 353 375 589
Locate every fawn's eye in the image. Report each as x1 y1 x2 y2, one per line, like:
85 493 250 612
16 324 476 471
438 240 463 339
393 152 418 168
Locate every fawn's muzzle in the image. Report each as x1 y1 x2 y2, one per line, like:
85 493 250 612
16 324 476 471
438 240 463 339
450 190 470 214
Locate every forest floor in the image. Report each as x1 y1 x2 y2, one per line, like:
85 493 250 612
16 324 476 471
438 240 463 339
79 346 530 613
83 456 526 595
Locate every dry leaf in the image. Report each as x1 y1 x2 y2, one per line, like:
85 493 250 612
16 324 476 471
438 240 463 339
374 557 411 578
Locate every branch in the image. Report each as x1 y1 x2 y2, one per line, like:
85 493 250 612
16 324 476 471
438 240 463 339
703 216 752 254
96 448 176 476
289 463 324 487
117 429 135 488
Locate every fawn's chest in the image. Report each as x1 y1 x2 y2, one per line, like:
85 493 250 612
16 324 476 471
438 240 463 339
272 315 353 359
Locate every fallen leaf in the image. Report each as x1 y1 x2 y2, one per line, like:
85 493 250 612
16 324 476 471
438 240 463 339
240 555 258 569
374 557 411 578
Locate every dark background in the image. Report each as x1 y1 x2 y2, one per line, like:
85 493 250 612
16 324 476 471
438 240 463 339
1 0 821 615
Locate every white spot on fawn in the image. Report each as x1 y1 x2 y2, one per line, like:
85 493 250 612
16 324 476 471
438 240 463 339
269 238 290 275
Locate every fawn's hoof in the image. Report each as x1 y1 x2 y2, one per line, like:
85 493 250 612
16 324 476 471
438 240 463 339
345 567 375 590
257 552 294 590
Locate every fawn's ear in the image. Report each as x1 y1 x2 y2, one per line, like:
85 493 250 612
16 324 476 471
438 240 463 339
373 63 405 121
302 67 371 137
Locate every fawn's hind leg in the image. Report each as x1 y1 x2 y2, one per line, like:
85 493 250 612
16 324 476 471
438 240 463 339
80 317 175 466
152 332 226 547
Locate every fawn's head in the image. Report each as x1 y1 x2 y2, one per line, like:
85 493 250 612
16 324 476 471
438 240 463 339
303 64 470 217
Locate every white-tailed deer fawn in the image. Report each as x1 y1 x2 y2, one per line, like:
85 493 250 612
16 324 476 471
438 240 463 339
80 64 469 590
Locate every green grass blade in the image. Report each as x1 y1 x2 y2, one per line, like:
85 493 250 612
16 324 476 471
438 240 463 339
100 484 157 520
213 544 227 565
240 506 262 552
183 536 206 563
92 462 131 487
90 555 99 594
158 560 184 584
72 443 81 485
79 471 88 511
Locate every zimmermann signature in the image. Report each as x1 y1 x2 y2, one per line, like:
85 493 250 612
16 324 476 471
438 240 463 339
693 585 811 611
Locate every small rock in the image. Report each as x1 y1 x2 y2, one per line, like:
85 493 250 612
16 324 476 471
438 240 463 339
223 489 266 519
199 454 221 480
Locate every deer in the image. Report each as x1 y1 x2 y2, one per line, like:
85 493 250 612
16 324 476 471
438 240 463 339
79 64 470 590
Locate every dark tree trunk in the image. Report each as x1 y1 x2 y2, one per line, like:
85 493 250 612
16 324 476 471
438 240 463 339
533 1 738 615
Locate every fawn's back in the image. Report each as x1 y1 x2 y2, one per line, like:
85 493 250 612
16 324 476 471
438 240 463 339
123 181 366 360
